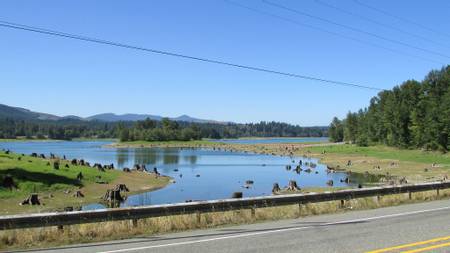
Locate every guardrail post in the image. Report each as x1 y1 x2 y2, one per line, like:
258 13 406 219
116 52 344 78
196 211 201 225
408 191 412 200
340 199 345 208
437 188 440 197
298 203 302 217
130 219 138 228
250 206 256 219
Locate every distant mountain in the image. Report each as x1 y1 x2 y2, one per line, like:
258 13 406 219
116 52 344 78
0 104 60 121
0 103 225 124
87 113 223 124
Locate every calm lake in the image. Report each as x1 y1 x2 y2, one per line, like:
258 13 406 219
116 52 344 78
212 137 328 144
0 140 352 209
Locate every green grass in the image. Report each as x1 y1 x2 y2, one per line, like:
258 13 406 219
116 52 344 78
304 144 450 165
0 152 118 199
0 151 170 214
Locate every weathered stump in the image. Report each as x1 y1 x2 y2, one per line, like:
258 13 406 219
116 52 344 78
272 183 281 194
287 180 300 191
326 180 334 186
73 190 84 198
2 175 16 189
20 194 40 205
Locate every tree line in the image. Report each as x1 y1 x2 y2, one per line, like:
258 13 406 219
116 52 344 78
328 66 450 151
0 117 327 141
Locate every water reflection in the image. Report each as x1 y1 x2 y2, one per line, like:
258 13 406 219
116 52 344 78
0 140 354 209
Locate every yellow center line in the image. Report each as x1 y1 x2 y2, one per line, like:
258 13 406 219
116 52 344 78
400 241 450 253
365 235 450 253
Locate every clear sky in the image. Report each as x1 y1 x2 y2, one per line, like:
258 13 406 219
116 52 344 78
1 0 449 125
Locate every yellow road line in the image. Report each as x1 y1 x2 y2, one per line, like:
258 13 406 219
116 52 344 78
365 235 450 253
400 241 450 253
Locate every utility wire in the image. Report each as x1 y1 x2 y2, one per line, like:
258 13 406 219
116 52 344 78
0 20 384 91
225 0 444 65
353 0 450 39
262 0 450 60
315 0 449 49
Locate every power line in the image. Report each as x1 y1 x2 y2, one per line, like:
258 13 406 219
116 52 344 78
225 0 444 65
262 0 450 60
0 20 384 91
315 0 449 49
353 0 450 39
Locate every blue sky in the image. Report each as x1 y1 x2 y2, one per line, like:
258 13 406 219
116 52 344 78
1 0 449 125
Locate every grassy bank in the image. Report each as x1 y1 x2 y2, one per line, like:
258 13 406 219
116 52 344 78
1 188 449 250
0 152 170 215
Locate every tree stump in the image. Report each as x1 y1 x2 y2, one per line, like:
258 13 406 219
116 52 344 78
115 184 129 192
20 194 40 205
73 190 84 198
2 175 16 189
287 180 300 191
76 172 83 181
102 189 125 202
272 183 281 194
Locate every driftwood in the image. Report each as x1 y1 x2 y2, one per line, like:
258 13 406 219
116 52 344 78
20 194 40 205
231 192 243 198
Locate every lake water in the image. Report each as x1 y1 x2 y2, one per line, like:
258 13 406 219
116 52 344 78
213 137 328 144
0 140 352 209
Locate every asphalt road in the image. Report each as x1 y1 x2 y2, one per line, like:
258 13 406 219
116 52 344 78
10 199 450 253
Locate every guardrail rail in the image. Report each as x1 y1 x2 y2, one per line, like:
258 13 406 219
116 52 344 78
1 181 449 230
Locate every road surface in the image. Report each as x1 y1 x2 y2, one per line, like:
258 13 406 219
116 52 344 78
10 199 450 253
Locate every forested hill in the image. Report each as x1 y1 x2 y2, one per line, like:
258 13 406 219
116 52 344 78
0 105 327 140
328 66 450 151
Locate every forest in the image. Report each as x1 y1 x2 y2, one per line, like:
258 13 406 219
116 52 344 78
328 66 450 151
0 117 327 141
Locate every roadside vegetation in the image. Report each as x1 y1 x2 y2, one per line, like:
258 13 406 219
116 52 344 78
2 188 450 251
0 151 170 215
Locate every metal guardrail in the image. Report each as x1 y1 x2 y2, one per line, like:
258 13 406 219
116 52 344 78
1 181 449 230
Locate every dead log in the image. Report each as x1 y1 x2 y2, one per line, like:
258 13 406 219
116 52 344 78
231 192 243 198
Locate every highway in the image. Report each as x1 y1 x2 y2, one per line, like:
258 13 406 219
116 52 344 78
13 199 450 253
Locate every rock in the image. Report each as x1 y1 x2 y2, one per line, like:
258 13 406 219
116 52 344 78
20 194 40 205
231 192 243 198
